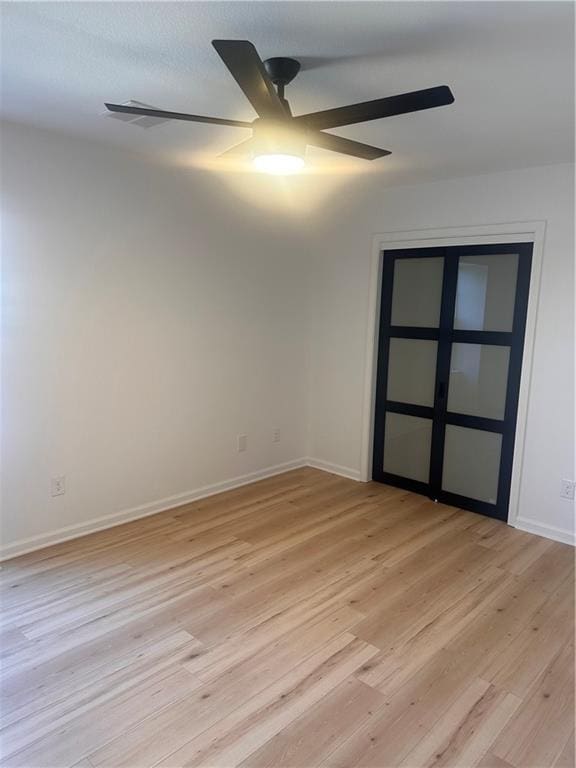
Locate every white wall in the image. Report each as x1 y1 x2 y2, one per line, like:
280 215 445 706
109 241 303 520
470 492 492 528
2 122 574 557
306 163 575 542
1 122 309 556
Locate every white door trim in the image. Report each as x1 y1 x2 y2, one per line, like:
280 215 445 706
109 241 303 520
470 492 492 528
359 220 546 527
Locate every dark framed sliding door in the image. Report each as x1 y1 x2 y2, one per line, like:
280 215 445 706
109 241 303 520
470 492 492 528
372 243 533 521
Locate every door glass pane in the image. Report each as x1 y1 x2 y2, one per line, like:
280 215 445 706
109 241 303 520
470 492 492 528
391 257 444 327
387 338 438 406
448 344 510 420
442 425 502 503
454 254 519 332
384 412 432 483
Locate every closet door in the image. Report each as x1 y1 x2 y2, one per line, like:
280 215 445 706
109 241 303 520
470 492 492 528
372 243 532 521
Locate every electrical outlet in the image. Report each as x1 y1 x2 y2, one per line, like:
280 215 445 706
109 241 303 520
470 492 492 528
272 428 281 443
51 476 66 497
237 434 247 453
560 479 575 500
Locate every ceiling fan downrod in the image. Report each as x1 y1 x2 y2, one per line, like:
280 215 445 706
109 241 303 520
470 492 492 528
263 57 301 103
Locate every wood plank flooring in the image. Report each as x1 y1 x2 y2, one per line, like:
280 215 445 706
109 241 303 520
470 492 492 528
1 467 574 768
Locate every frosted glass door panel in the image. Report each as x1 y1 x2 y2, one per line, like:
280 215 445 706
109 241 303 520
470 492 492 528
387 338 438 406
454 254 519 332
448 344 510 420
442 425 502 503
391 257 444 327
383 413 432 483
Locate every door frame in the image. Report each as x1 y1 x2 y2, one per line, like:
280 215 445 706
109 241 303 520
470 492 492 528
360 221 546 526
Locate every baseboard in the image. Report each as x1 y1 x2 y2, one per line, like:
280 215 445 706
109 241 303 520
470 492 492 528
0 458 309 561
7 460 569 559
513 516 575 546
305 457 363 482
6 459 571 560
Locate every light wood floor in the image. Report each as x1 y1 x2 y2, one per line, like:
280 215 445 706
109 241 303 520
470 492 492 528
1 468 574 768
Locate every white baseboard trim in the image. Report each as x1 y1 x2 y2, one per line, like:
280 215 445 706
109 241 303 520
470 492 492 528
0 458 309 561
305 458 363 482
513 516 575 546
6 459 572 560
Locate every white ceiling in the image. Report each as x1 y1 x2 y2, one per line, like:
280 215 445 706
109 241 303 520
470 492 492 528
1 1 574 184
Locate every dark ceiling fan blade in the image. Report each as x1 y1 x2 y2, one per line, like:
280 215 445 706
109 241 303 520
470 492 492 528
295 85 454 130
105 103 252 128
212 40 289 120
307 131 391 160
219 138 256 157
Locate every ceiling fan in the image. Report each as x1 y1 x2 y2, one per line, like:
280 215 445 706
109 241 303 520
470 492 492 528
105 39 454 174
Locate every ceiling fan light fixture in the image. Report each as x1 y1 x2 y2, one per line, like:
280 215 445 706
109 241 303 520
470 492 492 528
252 152 305 175
251 119 306 174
